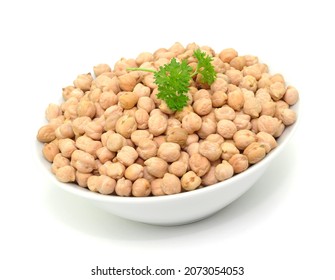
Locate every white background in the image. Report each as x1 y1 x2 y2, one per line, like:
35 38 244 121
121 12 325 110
1 0 334 279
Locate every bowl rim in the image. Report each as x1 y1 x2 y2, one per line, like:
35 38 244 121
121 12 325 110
37 102 299 204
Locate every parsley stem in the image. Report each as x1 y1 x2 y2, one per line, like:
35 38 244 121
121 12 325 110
126 67 156 73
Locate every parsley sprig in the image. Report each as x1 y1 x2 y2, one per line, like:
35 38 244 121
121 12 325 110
127 49 216 111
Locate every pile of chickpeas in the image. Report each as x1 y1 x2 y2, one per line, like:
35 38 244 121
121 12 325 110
37 42 298 197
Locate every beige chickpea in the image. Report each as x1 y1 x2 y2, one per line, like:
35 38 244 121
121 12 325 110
137 96 155 113
233 114 251 130
72 116 91 136
84 121 103 140
228 154 249 173
243 96 262 118
55 123 74 139
193 98 212 116
211 91 227 108
179 151 190 165
257 115 282 136
45 103 62 121
58 139 77 158
251 118 259 133
133 83 151 98
185 134 199 147
42 141 60 162
106 133 126 152
77 100 96 118
55 165 76 183
158 101 175 114
226 69 243 86
261 101 277 116
98 175 116 195
132 178 151 197
93 64 111 77
133 108 148 129
255 88 272 104
270 73 285 84
136 51 154 65
215 161 234 181
227 88 244 111
96 147 115 163
181 171 202 191
157 142 181 162
197 116 217 139
189 153 210 177
115 115 137 139
193 89 211 101
76 135 102 156
119 91 139 109
283 86 299 105
256 132 278 153
233 129 257 150
161 173 181 195
116 146 138 166
217 119 237 139
71 150 96 173
148 114 168 136
275 100 289 117
269 81 286 101
182 112 202 134
244 55 259 66
104 162 125 179
221 142 240 161
75 171 91 188
99 91 118 109
214 105 235 121
243 64 262 80
115 178 132 197
130 130 152 146
219 48 238 63
165 127 188 147
240 75 258 92
168 161 188 177
186 142 200 156
73 73 93 91
229 56 246 70
153 135 166 147
62 86 75 100
151 179 165 196
51 153 70 174
174 105 194 121
243 142 267 164
136 139 158 160
201 166 218 186
37 123 58 143
273 123 285 138
206 134 224 145
277 108 297 126
144 157 168 178
199 140 222 161
125 164 144 181
118 72 139 92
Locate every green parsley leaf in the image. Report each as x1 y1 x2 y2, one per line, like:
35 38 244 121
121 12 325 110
193 49 216 85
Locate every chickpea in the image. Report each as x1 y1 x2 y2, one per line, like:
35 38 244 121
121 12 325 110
197 116 217 139
116 146 138 166
37 123 57 143
77 100 96 118
215 161 234 181
273 123 285 138
233 114 251 130
165 127 188 147
269 81 286 101
157 142 181 162
148 114 168 136
243 142 267 164
133 83 151 98
185 133 199 146
161 173 181 195
233 129 257 150
153 135 166 147
104 162 125 179
193 98 212 116
283 86 299 105
76 135 102 156
205 134 224 145
131 130 152 146
214 105 236 121
227 89 244 111
133 108 149 129
230 56 246 70
45 103 62 121
174 105 194 122
98 175 116 195
193 89 211 101
256 131 277 153
75 171 91 187
179 151 190 165
217 119 237 139
71 150 96 173
137 96 155 113
132 178 151 197
58 139 77 158
73 73 93 91
115 178 132 197
125 164 144 181
93 64 111 77
137 139 158 160
151 179 165 196
168 161 188 177
144 157 168 178
84 121 103 140
55 165 76 183
159 101 175 114
243 64 262 80
115 115 137 138
186 142 200 156
211 90 227 108
277 108 297 126
106 133 126 152
257 115 282 136
182 112 202 134
201 166 218 186
72 116 91 136
219 48 238 63
261 101 277 116
181 171 202 191
270 73 285 84
96 147 115 163
240 75 258 92
243 97 262 118
228 154 249 173
118 73 139 92
189 153 210 177
42 141 59 162
255 88 272 104
119 91 139 109
99 91 118 109
221 142 240 161
199 140 222 161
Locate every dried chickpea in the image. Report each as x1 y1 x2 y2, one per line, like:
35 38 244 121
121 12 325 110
168 161 188 177
193 89 211 101
269 81 286 101
256 131 277 153
136 139 158 160
277 108 297 126
182 112 202 134
115 178 132 197
230 56 246 70
133 83 151 98
215 161 234 181
157 142 181 162
125 164 144 181
104 162 125 179
116 146 138 166
181 171 202 191
37 123 57 143
199 140 222 161
214 105 236 121
55 165 76 183
132 178 151 197
201 166 218 186
165 127 188 147
233 114 251 130
228 154 249 173
221 142 240 161
227 89 244 111
161 173 181 195
119 91 139 109
137 96 155 113
219 48 238 63
283 86 299 105
71 150 96 173
115 115 137 138
240 75 258 92
144 157 168 178
257 115 282 136
72 116 91 136
273 123 285 138
73 73 93 91
76 135 102 156
93 64 111 77
261 101 277 116
189 153 210 177
148 113 168 136
98 175 116 195
151 179 165 196
131 130 152 146
99 91 118 109
243 142 267 164
58 139 76 158
186 142 200 156
197 116 217 139
96 146 115 163
77 100 96 118
106 133 126 152
45 104 62 121
84 121 103 140
75 171 91 188
233 129 257 150
226 69 243 86
217 119 237 139
243 97 262 118
42 142 59 162
206 134 224 145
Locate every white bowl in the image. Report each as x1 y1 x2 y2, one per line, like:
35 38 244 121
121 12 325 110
37 102 299 226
